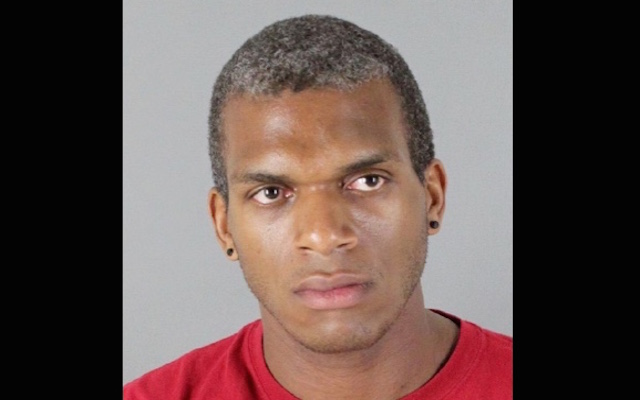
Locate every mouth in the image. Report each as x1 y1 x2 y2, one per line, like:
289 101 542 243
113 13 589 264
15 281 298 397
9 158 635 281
294 275 373 310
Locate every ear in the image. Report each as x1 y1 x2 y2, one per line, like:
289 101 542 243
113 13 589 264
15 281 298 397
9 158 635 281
208 188 238 260
424 158 447 235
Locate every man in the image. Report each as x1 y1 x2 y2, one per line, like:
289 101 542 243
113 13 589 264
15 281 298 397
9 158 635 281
123 14 512 399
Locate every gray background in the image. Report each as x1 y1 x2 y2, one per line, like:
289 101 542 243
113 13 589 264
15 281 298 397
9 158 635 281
123 0 513 385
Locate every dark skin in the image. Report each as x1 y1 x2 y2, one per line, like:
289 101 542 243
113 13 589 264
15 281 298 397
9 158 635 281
209 79 458 399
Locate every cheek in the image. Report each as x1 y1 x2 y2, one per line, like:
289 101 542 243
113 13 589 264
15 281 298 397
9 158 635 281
228 208 293 277
229 204 271 249
354 187 427 247
236 212 289 250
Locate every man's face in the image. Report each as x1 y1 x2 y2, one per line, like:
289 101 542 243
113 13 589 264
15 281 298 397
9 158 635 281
213 79 441 353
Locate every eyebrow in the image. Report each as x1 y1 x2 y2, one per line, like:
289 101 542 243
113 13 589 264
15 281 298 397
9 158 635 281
338 152 396 176
231 152 398 186
232 171 293 187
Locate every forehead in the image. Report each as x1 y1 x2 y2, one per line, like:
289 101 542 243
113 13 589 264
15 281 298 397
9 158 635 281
221 80 410 179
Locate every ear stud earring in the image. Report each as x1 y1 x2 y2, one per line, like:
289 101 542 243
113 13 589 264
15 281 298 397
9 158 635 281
429 221 439 229
226 248 234 256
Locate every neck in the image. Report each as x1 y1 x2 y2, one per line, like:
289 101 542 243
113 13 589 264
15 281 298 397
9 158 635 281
261 287 459 400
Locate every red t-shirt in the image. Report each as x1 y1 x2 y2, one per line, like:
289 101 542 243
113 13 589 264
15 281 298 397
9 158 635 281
123 310 512 399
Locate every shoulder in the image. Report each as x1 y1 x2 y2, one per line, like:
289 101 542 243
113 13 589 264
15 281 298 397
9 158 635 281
432 309 512 361
456 316 512 398
465 318 512 362
423 310 512 399
446 310 512 374
123 320 262 400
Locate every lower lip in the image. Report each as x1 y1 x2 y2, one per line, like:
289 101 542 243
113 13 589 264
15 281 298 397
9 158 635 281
295 284 370 310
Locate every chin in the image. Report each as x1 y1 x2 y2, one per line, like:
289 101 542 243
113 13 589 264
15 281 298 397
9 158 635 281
300 329 381 354
292 313 396 354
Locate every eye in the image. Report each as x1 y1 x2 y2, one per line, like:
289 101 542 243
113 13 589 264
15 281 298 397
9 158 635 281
251 186 291 205
346 174 386 192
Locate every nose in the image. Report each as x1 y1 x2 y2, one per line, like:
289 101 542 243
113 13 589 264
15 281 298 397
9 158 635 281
292 189 358 255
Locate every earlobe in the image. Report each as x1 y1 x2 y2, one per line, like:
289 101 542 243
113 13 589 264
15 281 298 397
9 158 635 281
208 188 237 259
424 159 447 234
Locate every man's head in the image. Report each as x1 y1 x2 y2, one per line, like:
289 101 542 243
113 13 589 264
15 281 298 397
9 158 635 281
208 14 434 201
206 15 447 354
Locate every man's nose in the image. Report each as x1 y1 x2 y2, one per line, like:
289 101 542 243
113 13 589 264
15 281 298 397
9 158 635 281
292 190 358 255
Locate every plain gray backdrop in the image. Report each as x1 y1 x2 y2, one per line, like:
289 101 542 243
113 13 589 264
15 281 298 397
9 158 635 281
123 0 513 385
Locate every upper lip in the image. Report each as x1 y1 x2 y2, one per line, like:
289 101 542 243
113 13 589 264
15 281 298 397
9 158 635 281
294 273 371 293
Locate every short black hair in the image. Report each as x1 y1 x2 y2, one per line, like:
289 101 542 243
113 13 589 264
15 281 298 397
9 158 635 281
208 14 434 200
